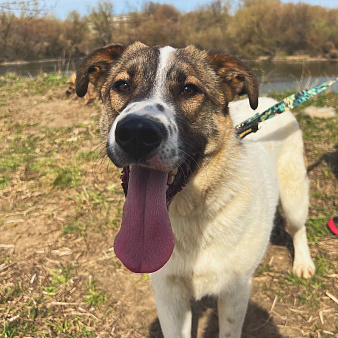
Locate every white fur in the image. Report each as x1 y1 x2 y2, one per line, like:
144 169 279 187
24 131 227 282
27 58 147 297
150 97 315 337
153 46 176 99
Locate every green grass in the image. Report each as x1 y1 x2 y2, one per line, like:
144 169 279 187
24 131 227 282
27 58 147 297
84 278 106 307
285 272 309 287
296 114 338 143
2 315 95 337
44 265 74 294
53 167 84 189
61 221 87 236
76 150 102 161
0 73 67 97
0 153 22 174
254 263 270 277
45 317 96 337
306 218 331 243
0 176 9 189
0 282 26 303
298 291 320 308
283 271 328 308
314 254 334 277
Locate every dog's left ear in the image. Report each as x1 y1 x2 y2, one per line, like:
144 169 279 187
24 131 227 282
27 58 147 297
76 43 126 98
208 51 259 110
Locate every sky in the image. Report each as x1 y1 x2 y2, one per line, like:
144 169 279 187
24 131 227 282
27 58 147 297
46 0 338 19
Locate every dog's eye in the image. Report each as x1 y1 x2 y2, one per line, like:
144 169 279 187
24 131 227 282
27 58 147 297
114 80 130 93
182 84 199 96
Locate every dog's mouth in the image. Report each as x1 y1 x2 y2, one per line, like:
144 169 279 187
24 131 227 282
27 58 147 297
114 154 199 274
121 154 199 206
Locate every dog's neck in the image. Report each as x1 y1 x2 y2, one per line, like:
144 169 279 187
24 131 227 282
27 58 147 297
170 126 249 218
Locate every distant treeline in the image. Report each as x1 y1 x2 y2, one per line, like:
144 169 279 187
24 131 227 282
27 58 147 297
1 0 338 62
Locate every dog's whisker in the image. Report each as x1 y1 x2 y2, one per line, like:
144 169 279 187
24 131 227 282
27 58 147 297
180 140 225 177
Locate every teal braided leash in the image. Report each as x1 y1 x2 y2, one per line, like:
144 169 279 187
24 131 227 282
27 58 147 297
235 77 338 139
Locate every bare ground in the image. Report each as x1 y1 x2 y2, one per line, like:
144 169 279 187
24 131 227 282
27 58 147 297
0 76 337 337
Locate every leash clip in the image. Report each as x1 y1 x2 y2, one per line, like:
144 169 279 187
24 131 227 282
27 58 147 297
236 120 259 139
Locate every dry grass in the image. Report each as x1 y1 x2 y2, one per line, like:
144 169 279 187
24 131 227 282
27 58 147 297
0 74 337 337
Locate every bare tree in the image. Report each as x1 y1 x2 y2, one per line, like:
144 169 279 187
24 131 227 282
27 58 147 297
0 0 55 60
0 9 15 60
0 0 52 17
88 1 115 46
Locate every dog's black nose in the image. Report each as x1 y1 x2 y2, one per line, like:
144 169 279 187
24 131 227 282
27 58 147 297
115 115 164 159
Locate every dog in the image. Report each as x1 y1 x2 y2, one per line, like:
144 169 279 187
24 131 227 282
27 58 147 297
75 42 315 337
66 72 99 104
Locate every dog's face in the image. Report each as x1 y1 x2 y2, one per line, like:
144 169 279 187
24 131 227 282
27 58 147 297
76 42 258 195
76 42 258 273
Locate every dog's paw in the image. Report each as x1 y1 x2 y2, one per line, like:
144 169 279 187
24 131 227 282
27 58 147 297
293 258 315 278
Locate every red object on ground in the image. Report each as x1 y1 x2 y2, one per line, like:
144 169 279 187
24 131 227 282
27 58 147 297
328 217 338 236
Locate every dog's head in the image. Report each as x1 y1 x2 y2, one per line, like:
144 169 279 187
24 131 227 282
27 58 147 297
76 42 258 273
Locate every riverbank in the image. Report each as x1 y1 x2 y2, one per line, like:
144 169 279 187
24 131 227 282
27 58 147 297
2 54 338 66
0 58 62 66
0 74 337 337
1 59 338 94
256 55 338 62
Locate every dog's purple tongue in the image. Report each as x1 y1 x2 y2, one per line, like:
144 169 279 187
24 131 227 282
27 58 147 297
114 165 175 273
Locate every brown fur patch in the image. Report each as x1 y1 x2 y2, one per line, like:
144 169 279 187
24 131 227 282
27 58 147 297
208 51 258 110
76 43 126 98
227 317 235 324
100 43 159 138
66 72 99 104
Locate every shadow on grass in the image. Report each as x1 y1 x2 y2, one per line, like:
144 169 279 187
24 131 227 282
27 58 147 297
307 143 338 179
149 298 283 337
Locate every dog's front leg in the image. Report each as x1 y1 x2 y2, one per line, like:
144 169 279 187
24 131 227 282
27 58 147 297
151 276 192 338
217 278 252 338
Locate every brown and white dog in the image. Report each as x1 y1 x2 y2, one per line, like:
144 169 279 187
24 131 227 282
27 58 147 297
76 42 315 338
66 72 99 104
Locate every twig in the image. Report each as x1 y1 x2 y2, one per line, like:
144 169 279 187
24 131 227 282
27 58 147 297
251 296 278 331
66 311 98 320
0 244 14 248
323 330 334 336
270 296 278 314
289 308 307 314
48 302 86 306
325 291 338 305
30 273 36 284
0 262 16 272
8 315 19 322
77 307 98 320
6 219 24 224
276 325 304 333
97 315 120 337
271 310 287 320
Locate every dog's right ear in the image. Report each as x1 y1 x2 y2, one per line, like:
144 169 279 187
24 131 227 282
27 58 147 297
76 43 126 97
207 51 259 110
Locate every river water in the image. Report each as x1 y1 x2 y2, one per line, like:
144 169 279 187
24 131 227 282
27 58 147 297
0 59 337 94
